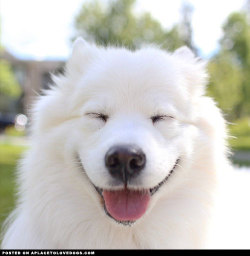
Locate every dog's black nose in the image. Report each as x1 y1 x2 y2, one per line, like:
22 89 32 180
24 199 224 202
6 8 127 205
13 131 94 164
105 144 146 185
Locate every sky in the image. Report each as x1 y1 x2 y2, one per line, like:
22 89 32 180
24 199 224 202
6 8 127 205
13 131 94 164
0 0 247 60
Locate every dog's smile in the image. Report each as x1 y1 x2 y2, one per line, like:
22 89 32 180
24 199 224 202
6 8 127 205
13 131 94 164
78 156 180 226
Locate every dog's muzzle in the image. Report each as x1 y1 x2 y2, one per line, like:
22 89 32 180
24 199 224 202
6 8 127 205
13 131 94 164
77 145 180 225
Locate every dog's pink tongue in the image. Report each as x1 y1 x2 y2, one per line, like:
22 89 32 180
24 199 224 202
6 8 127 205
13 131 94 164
103 189 150 221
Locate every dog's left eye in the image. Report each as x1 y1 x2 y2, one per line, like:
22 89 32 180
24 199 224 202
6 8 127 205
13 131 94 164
151 115 174 124
86 113 109 122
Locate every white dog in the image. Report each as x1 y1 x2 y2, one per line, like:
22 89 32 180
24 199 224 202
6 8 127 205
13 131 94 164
2 38 250 249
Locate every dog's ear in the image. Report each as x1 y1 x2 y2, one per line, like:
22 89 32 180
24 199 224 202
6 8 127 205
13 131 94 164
66 37 96 74
173 46 208 97
173 46 195 61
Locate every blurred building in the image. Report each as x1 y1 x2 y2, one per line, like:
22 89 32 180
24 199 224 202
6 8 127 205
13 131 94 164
1 50 64 115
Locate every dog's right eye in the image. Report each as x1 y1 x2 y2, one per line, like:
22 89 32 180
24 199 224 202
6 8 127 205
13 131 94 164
86 113 109 122
151 115 174 124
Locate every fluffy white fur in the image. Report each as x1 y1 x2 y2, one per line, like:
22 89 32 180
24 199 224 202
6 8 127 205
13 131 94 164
2 38 250 249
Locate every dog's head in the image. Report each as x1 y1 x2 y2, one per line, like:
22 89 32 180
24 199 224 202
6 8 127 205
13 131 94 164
32 38 226 226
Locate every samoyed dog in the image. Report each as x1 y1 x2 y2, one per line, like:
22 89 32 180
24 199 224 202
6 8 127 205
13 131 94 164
2 38 250 249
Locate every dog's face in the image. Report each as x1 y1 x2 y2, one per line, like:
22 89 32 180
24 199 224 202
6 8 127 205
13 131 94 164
34 39 208 225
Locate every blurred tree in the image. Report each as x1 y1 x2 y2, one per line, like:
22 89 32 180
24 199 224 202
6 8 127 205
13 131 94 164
179 0 197 53
74 0 186 50
207 52 243 120
221 12 250 67
208 12 250 119
0 59 20 98
222 12 250 117
0 19 21 113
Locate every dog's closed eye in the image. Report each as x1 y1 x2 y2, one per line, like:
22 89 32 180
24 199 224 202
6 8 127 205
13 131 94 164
151 115 174 124
86 113 109 122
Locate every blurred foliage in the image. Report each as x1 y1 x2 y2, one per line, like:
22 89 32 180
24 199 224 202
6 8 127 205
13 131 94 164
0 59 21 98
179 1 196 52
74 0 188 51
0 59 22 114
0 16 20 97
0 18 21 113
208 11 250 120
221 12 250 67
229 118 250 151
207 52 243 120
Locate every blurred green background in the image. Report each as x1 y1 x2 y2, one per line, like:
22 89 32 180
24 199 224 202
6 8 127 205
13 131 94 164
1 0 250 234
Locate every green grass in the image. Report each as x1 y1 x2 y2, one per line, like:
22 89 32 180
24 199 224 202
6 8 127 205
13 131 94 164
0 143 27 231
5 126 26 137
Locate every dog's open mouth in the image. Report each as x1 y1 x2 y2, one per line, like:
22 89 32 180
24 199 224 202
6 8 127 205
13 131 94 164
93 158 180 225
